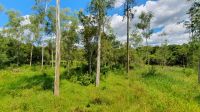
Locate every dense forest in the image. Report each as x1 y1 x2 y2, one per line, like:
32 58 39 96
0 0 200 111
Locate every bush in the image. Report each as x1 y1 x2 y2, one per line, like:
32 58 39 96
78 74 94 86
142 66 158 77
90 97 111 105
182 68 193 77
62 67 95 86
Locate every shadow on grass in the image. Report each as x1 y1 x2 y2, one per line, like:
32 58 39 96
17 73 54 90
0 73 54 97
60 65 128 86
194 95 200 104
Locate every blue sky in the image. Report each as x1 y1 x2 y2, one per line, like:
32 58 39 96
0 0 192 45
0 0 90 26
0 0 147 26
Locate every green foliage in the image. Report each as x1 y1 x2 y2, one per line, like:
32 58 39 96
185 1 200 68
155 40 170 66
78 11 98 73
142 66 158 77
62 66 95 86
135 44 196 67
130 31 142 47
136 11 153 40
61 18 79 62
0 4 4 12
0 37 9 67
89 0 114 21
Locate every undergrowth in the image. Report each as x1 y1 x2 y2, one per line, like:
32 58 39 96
0 65 200 112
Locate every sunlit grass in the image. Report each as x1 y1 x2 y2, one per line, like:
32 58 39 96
0 65 200 111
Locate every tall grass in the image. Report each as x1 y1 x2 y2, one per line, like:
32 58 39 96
0 65 200 111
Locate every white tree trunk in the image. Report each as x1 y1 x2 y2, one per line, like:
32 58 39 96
54 0 61 96
96 24 101 87
126 8 130 75
30 44 33 66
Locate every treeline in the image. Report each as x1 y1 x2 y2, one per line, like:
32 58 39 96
140 43 198 67
0 35 199 69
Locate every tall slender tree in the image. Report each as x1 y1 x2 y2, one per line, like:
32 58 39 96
187 1 200 83
54 0 61 96
123 0 135 74
46 6 56 67
136 11 153 65
78 10 97 74
26 15 40 66
89 0 114 87
62 18 79 75
46 7 71 68
33 0 51 69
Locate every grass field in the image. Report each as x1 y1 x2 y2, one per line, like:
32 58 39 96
0 66 200 112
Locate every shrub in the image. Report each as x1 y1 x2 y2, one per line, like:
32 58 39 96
78 74 94 86
62 67 95 86
90 97 111 105
142 66 158 77
182 68 193 77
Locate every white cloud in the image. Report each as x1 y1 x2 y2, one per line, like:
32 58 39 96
149 23 190 46
114 0 125 8
21 15 31 26
111 0 192 45
110 14 127 41
141 0 191 28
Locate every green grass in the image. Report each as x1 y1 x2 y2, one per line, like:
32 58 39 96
0 65 200 112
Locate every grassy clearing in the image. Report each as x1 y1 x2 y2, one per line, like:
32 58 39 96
0 66 200 112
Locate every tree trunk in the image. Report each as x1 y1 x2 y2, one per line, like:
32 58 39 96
126 4 130 75
198 59 200 84
41 1 48 69
16 32 21 67
41 45 44 69
17 43 19 67
51 49 54 68
30 44 33 66
54 0 61 96
146 38 149 65
89 51 92 74
96 23 101 87
67 60 70 76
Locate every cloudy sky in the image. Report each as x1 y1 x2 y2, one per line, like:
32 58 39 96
0 0 193 46
111 0 192 46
